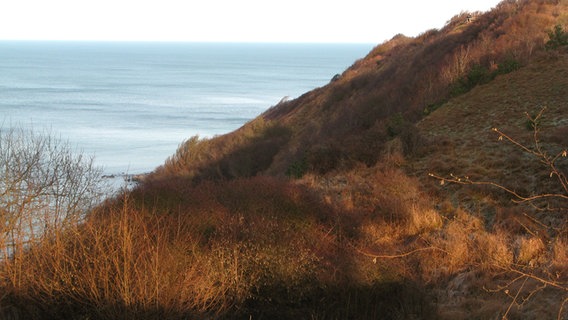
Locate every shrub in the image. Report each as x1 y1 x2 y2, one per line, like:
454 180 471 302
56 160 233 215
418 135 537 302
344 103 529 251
1 175 351 319
0 127 108 318
423 101 446 115
0 127 106 259
386 113 406 138
496 56 521 75
158 120 291 181
450 56 521 97
399 123 426 157
286 155 308 178
545 24 568 50
450 64 492 96
306 144 344 175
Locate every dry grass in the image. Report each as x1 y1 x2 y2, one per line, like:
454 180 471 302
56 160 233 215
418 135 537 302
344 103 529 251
3 1 568 319
3 175 438 319
2 140 566 319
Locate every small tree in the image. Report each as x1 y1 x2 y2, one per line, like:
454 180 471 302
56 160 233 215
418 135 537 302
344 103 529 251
0 127 107 261
545 24 568 50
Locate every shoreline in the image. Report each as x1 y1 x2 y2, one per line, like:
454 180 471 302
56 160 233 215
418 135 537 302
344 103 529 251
101 172 149 191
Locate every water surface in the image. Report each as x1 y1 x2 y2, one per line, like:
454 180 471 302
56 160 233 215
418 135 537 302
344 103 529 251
0 41 373 174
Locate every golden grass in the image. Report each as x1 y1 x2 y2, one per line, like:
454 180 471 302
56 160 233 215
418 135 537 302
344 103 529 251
2 153 567 319
3 176 414 319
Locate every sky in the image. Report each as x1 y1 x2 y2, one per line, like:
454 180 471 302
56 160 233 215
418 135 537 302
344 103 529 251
0 0 503 44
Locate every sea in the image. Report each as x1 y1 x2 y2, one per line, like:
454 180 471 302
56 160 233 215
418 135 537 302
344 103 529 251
0 41 373 176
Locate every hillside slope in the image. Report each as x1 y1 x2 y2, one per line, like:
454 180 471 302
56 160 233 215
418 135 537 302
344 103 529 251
416 51 568 188
293 49 568 318
3 1 568 319
154 0 567 181
142 0 568 318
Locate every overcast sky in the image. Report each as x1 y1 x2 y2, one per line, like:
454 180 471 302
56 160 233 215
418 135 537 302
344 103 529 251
0 0 503 43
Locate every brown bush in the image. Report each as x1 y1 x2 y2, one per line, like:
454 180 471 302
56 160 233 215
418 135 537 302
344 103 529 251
3 176 384 319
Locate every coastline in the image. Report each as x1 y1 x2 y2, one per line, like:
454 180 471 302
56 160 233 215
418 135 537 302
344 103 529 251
101 172 149 191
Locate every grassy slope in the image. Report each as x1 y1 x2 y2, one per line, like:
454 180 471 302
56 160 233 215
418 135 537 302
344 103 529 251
416 51 568 195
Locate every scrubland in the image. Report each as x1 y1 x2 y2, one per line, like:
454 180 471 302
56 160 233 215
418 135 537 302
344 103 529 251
2 0 568 318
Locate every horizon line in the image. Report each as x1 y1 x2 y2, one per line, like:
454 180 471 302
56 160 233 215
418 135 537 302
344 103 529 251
0 39 378 45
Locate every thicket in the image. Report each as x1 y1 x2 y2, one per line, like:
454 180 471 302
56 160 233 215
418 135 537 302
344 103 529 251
1 111 567 318
450 57 521 97
450 23 566 96
157 117 291 181
0 161 437 319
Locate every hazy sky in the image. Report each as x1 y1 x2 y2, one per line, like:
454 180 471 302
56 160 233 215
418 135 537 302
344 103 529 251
1 0 503 43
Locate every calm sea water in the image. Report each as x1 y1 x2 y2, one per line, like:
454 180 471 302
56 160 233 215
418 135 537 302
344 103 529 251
0 41 372 175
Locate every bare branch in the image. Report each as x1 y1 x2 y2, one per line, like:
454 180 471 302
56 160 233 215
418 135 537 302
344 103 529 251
431 107 568 209
350 241 449 260
428 173 568 205
502 276 528 320
0 127 108 260
559 297 568 320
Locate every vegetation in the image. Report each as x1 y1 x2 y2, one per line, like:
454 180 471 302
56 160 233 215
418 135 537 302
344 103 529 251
546 24 568 50
450 57 521 97
429 108 568 319
0 127 106 259
2 0 568 319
